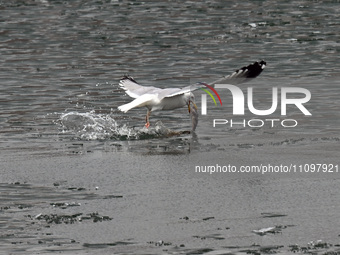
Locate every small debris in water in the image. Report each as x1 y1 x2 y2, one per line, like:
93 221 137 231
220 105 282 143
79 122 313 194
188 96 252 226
202 216 215 221
67 187 86 191
193 234 225 240
241 245 284 254
147 240 172 246
50 202 81 209
252 225 287 235
261 212 287 218
83 241 134 248
289 240 332 253
102 195 123 199
180 216 189 220
28 212 112 224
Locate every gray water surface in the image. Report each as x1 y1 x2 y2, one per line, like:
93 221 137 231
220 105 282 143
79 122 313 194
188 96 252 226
1 1 340 254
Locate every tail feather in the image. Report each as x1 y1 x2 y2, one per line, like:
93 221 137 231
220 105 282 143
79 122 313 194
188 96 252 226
118 103 134 113
118 94 156 113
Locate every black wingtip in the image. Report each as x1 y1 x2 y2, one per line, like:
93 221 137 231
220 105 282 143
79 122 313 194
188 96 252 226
121 75 138 83
236 60 266 78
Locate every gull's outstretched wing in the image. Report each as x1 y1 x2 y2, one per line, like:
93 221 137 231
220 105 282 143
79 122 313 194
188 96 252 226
162 60 267 98
119 61 266 99
160 87 192 98
210 60 266 85
119 75 162 99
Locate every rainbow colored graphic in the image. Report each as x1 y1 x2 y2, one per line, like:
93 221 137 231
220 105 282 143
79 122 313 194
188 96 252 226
199 82 222 106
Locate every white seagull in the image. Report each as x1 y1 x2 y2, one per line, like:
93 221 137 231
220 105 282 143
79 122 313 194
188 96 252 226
118 60 266 131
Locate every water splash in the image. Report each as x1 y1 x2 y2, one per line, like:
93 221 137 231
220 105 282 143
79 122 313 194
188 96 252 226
58 111 187 141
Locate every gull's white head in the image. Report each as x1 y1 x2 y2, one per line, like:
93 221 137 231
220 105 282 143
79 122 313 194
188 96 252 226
184 92 195 104
184 92 197 112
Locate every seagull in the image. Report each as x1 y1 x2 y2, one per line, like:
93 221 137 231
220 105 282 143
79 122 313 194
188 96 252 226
118 60 266 131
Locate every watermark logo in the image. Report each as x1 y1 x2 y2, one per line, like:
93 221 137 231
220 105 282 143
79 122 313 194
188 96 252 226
198 82 223 115
199 84 312 128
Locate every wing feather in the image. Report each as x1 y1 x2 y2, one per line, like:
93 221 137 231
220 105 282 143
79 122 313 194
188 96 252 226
159 61 267 98
119 76 162 98
210 60 266 85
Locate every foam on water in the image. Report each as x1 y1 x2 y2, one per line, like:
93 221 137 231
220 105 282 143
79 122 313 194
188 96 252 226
58 111 184 141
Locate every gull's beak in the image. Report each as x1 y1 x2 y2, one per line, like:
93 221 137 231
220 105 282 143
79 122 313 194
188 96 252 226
188 100 198 113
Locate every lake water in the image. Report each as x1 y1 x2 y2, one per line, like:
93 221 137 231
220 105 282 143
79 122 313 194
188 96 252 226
1 1 340 254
